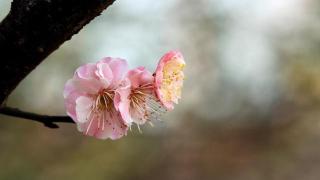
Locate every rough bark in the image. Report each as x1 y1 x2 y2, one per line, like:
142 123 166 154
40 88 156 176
0 0 116 106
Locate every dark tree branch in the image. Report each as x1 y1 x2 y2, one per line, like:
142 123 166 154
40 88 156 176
0 107 74 128
0 0 116 106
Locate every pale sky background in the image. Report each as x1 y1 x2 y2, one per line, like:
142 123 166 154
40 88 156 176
0 0 316 123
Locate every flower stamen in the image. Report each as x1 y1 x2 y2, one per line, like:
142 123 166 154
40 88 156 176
85 90 115 134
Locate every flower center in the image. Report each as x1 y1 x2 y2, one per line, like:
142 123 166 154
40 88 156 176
85 90 116 134
129 87 148 113
94 90 114 112
129 84 167 125
161 59 185 102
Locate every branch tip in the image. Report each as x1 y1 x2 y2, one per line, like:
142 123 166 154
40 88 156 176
0 106 74 129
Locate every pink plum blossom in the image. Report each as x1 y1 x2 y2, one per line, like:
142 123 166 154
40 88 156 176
64 51 185 140
154 50 185 110
115 67 166 128
63 58 129 140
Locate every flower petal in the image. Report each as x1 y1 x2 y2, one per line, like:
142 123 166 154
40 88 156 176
75 96 93 123
127 67 153 89
64 79 84 120
114 81 132 125
98 57 129 88
75 63 97 80
76 110 128 140
154 50 185 110
96 61 113 88
109 58 129 87
74 63 102 94
96 111 128 140
63 57 136 140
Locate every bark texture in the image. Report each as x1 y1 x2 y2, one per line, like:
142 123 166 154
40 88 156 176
0 0 116 106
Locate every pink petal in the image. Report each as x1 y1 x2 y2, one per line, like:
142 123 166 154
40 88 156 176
154 50 185 110
96 112 128 140
75 63 97 80
64 93 79 121
74 63 102 94
76 111 128 140
98 57 129 88
118 99 132 125
127 67 153 89
114 82 133 124
99 57 112 64
139 68 154 85
95 61 113 88
64 79 84 120
114 78 130 110
108 58 129 87
63 79 77 99
77 117 100 137
75 96 93 123
64 58 131 140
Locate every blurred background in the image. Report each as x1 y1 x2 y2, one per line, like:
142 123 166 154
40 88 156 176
1 0 320 179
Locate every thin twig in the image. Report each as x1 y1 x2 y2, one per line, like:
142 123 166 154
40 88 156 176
0 107 74 128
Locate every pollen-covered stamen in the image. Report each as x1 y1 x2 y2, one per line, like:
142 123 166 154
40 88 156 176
129 89 148 118
145 95 167 121
96 90 114 111
137 83 154 90
86 90 115 134
160 58 185 103
129 86 167 125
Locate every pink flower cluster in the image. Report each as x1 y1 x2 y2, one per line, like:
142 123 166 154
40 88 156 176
63 51 185 140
